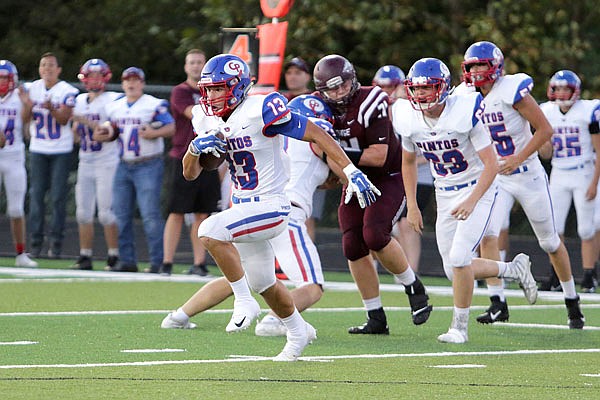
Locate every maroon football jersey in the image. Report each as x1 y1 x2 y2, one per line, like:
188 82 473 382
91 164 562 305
320 86 402 178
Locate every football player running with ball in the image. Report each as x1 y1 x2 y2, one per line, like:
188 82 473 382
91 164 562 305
462 41 585 329
394 57 537 343
182 54 379 361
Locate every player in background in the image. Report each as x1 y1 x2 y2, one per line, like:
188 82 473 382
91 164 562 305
180 54 379 361
462 41 585 329
396 57 537 343
539 70 600 293
20 52 79 259
0 60 38 268
373 64 435 276
95 67 174 272
162 94 334 338
313 54 432 335
70 59 121 270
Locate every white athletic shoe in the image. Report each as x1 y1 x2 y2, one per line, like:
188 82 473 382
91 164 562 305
15 253 38 268
273 322 317 362
437 328 468 344
225 298 261 333
255 314 287 337
161 312 197 329
512 253 538 304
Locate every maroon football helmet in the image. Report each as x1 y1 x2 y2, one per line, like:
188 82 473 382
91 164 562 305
313 54 360 111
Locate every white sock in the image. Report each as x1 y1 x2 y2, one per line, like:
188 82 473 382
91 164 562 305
487 284 505 302
108 248 119 256
363 296 383 311
394 267 416 286
172 307 190 322
496 261 511 279
499 250 507 262
451 306 470 332
281 308 305 337
80 248 92 257
560 278 577 299
228 275 254 300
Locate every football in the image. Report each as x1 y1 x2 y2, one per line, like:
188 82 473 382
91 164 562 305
95 121 119 141
198 131 226 171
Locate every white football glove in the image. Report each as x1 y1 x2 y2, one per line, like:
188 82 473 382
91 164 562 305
189 128 227 157
343 164 381 208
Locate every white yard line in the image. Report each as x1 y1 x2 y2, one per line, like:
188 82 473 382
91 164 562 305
0 341 38 345
1 348 598 369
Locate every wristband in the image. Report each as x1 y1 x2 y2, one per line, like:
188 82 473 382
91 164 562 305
188 142 200 157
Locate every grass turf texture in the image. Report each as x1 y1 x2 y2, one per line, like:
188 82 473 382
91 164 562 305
0 258 599 399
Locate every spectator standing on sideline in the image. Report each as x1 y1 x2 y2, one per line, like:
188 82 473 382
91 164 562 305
160 49 220 276
96 67 174 272
462 41 585 328
313 54 432 335
373 64 434 275
539 70 600 293
282 57 312 102
20 52 79 259
396 57 537 343
70 59 121 270
0 60 38 267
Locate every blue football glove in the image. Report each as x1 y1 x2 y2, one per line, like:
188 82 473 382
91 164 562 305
189 129 227 157
343 164 381 208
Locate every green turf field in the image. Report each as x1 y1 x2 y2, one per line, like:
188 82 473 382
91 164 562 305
0 258 599 399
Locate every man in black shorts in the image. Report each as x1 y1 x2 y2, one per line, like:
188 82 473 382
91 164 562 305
158 49 220 276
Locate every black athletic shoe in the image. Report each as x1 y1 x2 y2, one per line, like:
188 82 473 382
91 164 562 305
476 295 509 324
581 269 598 293
106 255 119 270
71 255 93 270
405 278 433 325
160 263 173 276
539 267 562 291
106 263 138 273
348 308 389 335
143 264 160 274
187 264 210 277
565 296 585 329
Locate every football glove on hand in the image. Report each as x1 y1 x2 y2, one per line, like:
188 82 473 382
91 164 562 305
343 164 381 208
189 129 227 157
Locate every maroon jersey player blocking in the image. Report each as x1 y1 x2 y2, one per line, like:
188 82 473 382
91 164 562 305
313 54 432 334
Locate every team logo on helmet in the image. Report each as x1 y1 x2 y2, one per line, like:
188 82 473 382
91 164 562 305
224 60 245 76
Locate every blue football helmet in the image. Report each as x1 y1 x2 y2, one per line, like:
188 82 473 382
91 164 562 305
198 54 252 117
288 94 333 123
547 70 581 106
78 58 112 92
405 58 452 111
462 41 504 87
0 60 18 97
372 65 406 87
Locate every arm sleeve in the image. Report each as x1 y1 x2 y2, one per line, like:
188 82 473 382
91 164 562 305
153 100 175 125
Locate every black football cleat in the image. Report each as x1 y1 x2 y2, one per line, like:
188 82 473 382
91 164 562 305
476 295 509 324
565 296 585 329
405 278 433 325
348 307 389 335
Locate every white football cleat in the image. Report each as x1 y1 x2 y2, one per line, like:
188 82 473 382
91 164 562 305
512 253 538 304
225 298 261 333
15 253 38 268
273 322 317 362
161 312 197 329
255 314 287 337
437 328 468 344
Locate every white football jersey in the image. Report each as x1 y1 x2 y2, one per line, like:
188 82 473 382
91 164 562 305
26 79 79 154
393 93 491 188
540 99 600 168
0 89 24 155
74 91 121 163
191 93 292 198
478 74 537 163
283 118 332 217
105 94 171 161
